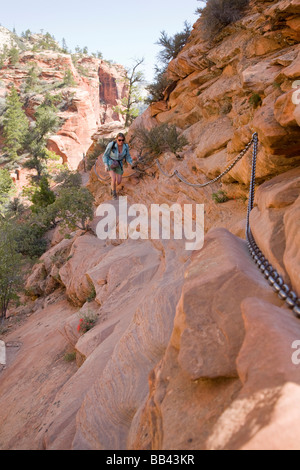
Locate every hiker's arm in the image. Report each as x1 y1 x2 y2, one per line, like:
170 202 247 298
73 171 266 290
125 146 134 166
103 143 113 171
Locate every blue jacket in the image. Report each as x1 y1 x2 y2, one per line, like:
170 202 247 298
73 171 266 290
103 141 133 169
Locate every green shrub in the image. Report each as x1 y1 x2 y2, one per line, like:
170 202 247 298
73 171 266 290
0 169 15 211
212 190 229 203
15 219 48 258
64 351 76 362
156 21 192 65
63 69 76 86
197 0 250 39
86 139 111 170
8 47 20 66
77 310 97 334
133 123 188 158
31 176 56 212
54 168 82 190
249 93 262 109
76 64 90 77
145 69 172 104
86 285 96 303
52 186 94 231
5 197 26 216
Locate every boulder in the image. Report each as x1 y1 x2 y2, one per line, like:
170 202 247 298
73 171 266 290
127 229 290 450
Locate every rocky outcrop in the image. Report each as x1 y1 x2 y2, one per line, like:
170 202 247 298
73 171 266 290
98 61 128 122
129 0 300 193
0 26 19 52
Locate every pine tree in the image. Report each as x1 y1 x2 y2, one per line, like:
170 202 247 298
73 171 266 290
0 169 14 213
62 38 68 53
23 102 60 180
121 58 145 127
31 175 56 212
8 46 19 66
24 64 40 92
3 86 29 161
0 220 23 324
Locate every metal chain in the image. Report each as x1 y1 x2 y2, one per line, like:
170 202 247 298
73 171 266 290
93 163 110 182
246 133 300 319
172 138 255 188
155 160 176 178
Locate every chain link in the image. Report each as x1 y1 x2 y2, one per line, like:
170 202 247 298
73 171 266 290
246 133 300 319
155 160 176 178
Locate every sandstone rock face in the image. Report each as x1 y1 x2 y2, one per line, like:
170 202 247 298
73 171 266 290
98 61 128 123
0 295 78 450
25 230 190 449
3 163 297 450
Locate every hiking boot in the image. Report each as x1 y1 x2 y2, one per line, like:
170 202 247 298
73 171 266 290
112 190 117 200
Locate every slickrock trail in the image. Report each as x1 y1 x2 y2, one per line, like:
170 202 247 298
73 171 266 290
0 0 300 450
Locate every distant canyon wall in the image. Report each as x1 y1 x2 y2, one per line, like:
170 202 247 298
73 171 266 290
0 43 128 171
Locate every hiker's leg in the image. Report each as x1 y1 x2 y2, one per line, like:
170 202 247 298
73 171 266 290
117 175 122 186
109 171 117 191
109 171 118 199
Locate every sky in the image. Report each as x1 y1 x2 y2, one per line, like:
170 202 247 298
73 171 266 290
0 0 205 83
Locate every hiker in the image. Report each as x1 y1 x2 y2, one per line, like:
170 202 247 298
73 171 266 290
102 133 136 199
